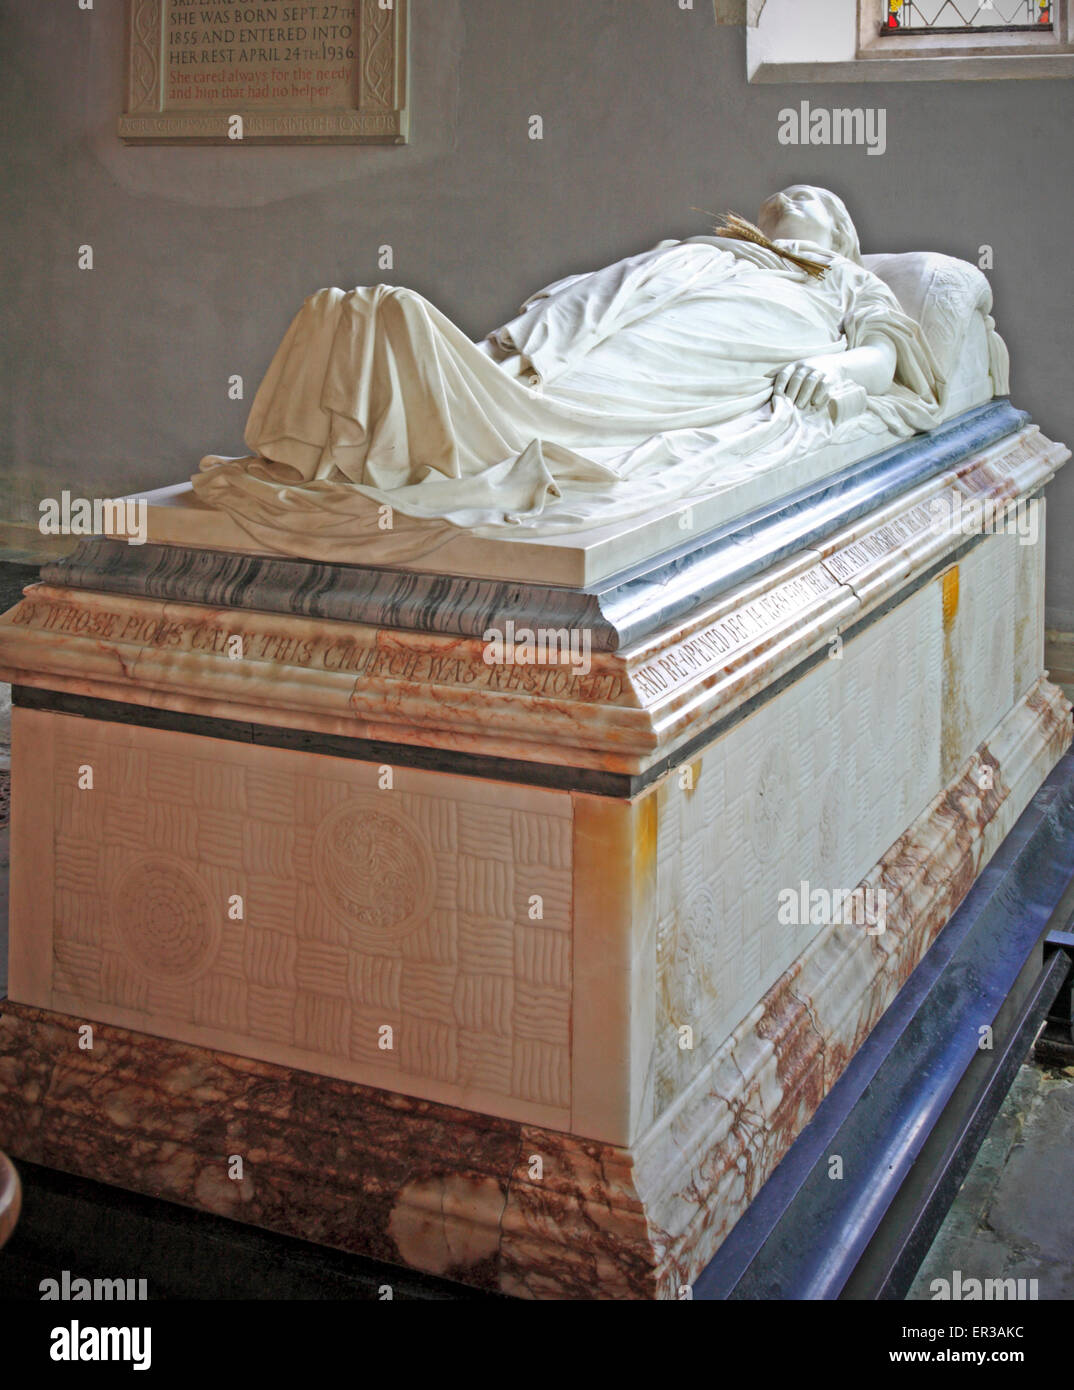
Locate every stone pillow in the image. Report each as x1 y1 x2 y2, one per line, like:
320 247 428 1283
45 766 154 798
862 251 1007 393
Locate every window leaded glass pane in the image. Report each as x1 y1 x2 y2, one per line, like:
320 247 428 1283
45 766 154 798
882 1 1054 30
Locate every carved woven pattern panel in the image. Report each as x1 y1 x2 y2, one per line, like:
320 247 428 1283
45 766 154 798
652 577 944 1118
945 530 1035 775
49 727 573 1116
1013 509 1046 700
651 527 1044 1119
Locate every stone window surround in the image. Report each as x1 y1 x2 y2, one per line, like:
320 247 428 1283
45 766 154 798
744 0 1074 81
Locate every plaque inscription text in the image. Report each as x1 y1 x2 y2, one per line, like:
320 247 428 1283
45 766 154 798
121 0 408 144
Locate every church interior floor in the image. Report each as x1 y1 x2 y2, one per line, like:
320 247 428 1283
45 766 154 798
906 1059 1074 1301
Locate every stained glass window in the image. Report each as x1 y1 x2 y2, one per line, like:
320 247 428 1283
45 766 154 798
882 1 1054 30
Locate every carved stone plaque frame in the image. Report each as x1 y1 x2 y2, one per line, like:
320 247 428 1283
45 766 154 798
120 0 408 144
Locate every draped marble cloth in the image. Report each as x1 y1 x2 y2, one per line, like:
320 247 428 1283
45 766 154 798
192 236 945 559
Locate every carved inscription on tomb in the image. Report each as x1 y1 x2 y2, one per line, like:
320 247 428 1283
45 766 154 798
631 566 839 702
121 0 408 144
821 497 944 586
958 432 1052 495
7 593 627 705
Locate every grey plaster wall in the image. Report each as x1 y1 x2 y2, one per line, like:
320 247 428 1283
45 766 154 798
2 1 1072 620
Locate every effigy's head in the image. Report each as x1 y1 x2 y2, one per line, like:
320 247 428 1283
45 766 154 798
756 185 862 264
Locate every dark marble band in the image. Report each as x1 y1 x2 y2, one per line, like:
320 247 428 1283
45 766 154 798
11 684 637 797
38 401 1026 653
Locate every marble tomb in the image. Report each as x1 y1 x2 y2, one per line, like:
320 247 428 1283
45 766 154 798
0 188 1069 1298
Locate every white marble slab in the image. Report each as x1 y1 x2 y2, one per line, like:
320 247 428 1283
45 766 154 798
119 408 988 588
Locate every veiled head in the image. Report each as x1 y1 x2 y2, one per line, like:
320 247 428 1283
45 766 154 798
757 186 862 264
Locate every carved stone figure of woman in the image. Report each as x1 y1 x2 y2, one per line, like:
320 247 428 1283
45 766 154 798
193 186 944 550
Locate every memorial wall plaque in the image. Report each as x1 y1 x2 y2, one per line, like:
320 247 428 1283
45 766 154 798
120 0 408 144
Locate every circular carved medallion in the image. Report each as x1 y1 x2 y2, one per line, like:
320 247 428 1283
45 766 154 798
871 637 906 757
658 885 718 1026
748 740 790 863
313 797 435 940
817 769 845 874
113 857 218 984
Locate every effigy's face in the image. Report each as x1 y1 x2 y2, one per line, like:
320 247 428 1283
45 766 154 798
757 186 838 252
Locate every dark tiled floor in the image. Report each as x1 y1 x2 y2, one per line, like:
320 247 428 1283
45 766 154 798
907 1059 1074 1300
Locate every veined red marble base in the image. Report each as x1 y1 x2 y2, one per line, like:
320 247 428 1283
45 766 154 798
0 999 656 1299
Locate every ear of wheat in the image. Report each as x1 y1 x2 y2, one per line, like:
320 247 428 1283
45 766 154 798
691 208 829 280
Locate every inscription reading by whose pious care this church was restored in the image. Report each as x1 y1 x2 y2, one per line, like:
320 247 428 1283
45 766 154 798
121 0 408 144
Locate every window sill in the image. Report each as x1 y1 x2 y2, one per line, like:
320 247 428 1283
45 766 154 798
748 51 1074 81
